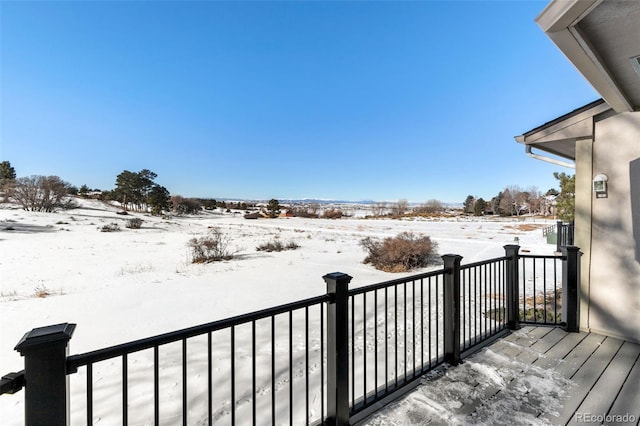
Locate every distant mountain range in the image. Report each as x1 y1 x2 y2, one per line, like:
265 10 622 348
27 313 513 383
214 197 463 208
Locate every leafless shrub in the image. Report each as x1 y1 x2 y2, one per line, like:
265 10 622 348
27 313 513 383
34 285 51 298
360 232 438 272
322 209 344 219
290 207 319 218
188 227 235 263
256 239 300 252
118 263 153 276
8 175 73 212
172 195 202 215
126 218 143 229
413 199 445 214
371 201 388 217
33 284 57 298
100 223 121 232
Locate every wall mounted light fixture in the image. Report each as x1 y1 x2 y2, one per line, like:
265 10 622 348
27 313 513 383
593 173 608 198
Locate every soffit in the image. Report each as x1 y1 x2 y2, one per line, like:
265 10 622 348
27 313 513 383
536 0 640 113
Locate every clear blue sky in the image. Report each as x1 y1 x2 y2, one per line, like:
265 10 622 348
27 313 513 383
0 0 597 203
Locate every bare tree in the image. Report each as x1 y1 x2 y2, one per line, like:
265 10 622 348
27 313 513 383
9 175 72 212
524 186 542 215
308 202 320 216
514 191 529 216
372 201 387 217
415 199 444 214
499 188 516 216
172 195 202 215
391 199 409 216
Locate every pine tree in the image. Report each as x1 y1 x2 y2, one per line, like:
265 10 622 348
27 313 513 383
474 198 487 216
553 172 575 221
492 191 503 216
79 184 90 197
267 199 280 218
463 195 475 214
147 185 171 215
0 161 16 183
0 161 16 200
114 169 160 211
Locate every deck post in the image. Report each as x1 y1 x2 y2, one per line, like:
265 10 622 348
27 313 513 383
442 254 462 365
561 246 581 332
324 272 352 426
504 245 521 330
14 323 76 426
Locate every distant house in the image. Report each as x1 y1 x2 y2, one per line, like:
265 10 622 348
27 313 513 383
540 194 557 218
516 0 640 343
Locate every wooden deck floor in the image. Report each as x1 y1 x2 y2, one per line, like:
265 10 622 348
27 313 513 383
490 326 640 425
360 326 640 425
465 326 640 425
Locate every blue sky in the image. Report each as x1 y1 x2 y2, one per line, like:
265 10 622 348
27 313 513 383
0 0 597 203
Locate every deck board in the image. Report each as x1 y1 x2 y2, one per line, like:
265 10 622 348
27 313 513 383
469 327 639 425
453 327 552 416
543 336 623 424
568 341 640 424
607 344 640 421
359 326 640 426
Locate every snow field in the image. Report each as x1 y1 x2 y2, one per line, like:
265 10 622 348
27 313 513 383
0 199 558 424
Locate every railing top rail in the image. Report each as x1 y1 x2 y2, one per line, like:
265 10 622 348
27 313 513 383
68 293 330 370
348 268 445 296
459 256 509 270
0 371 25 395
520 254 565 260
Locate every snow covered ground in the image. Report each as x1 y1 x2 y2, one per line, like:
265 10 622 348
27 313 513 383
0 199 559 425
363 327 574 425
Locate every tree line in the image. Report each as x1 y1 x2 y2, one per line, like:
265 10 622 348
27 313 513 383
0 162 256 215
461 172 574 221
0 160 575 220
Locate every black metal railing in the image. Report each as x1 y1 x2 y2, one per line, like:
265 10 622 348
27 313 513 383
543 221 575 252
519 254 562 325
558 221 575 249
346 269 446 419
521 246 579 331
460 256 509 352
1 244 580 426
65 295 330 425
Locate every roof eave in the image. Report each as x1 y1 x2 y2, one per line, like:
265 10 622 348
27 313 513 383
535 0 634 113
515 99 613 163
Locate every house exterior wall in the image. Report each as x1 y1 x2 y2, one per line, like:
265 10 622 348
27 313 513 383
583 111 640 343
574 137 593 335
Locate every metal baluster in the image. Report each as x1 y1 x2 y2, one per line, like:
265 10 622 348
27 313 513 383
87 363 93 426
123 354 128 425
252 321 257 426
154 346 159 426
231 327 235 426
182 338 187 426
289 311 293 425
208 332 212 426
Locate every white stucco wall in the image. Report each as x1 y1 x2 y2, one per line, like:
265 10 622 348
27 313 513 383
586 111 640 342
